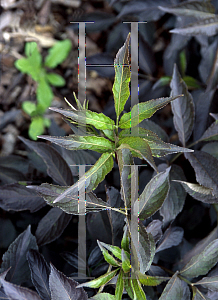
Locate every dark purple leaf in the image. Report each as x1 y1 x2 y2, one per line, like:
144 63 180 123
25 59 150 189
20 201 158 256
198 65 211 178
181 227 218 268
139 35 156 75
159 272 183 300
19 137 73 186
61 252 86 271
0 226 38 285
159 1 215 19
193 288 211 300
49 264 88 300
27 249 51 300
0 278 41 300
35 207 71 246
193 89 215 142
139 119 169 142
146 219 163 244
170 64 195 146
0 155 29 175
0 218 16 249
201 142 218 160
194 276 218 292
86 53 114 78
160 164 187 226
0 183 45 213
199 120 218 142
0 166 25 185
87 246 103 268
174 181 218 204
0 287 9 300
185 150 218 197
156 226 184 253
27 183 109 215
170 16 218 36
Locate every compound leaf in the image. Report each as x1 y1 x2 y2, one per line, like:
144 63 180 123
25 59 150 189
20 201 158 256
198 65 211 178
180 239 218 278
112 33 131 119
119 95 182 129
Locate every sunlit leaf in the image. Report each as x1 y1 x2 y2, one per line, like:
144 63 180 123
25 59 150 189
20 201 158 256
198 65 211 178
112 33 131 119
97 240 121 267
130 278 147 300
137 271 169 286
174 180 218 204
115 269 124 300
38 134 115 153
77 269 119 288
119 95 182 129
49 107 115 131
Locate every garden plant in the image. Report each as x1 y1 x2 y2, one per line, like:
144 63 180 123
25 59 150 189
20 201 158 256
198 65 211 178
1 1 218 299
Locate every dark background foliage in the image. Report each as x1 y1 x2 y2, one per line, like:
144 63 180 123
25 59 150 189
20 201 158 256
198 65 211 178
1 0 218 299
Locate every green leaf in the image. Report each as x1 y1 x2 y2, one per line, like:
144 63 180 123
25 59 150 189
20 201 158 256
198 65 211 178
38 135 115 153
27 183 110 214
119 95 182 129
77 268 119 289
52 152 114 203
193 276 218 292
25 42 38 57
43 118 51 128
29 116 45 140
49 107 115 131
137 272 169 286
170 64 195 146
97 240 121 267
174 180 218 204
36 79 53 108
183 76 201 89
90 293 115 300
15 58 32 74
180 239 218 278
136 167 170 220
118 137 157 171
102 129 115 141
159 271 183 300
121 249 130 273
45 72 66 87
112 33 131 119
119 127 192 157
22 101 36 116
121 225 130 252
152 76 171 90
45 39 72 68
199 120 218 142
179 50 186 77
130 278 147 300
97 241 122 260
124 277 134 299
115 269 124 300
